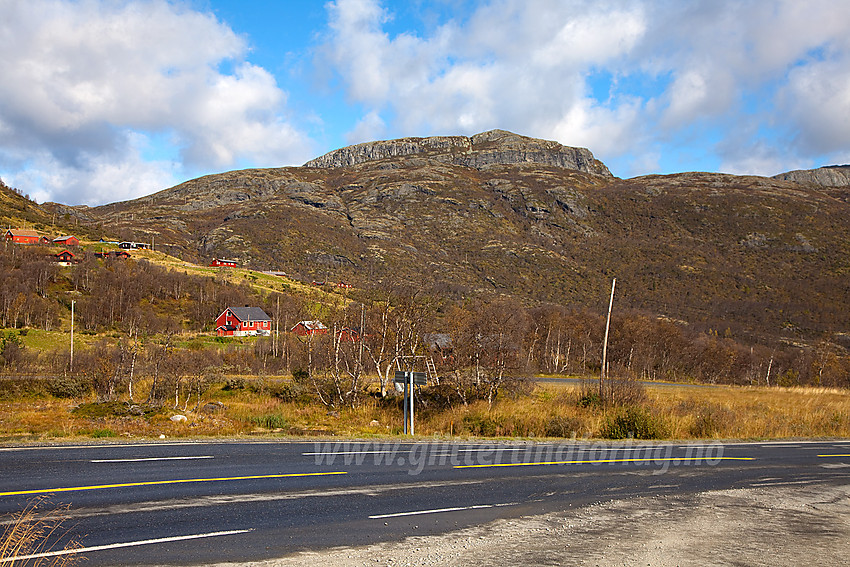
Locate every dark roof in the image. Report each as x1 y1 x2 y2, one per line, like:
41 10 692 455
226 307 272 322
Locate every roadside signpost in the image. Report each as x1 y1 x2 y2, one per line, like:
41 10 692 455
394 371 426 435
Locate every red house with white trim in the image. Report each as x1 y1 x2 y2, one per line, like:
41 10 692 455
215 307 272 337
210 258 238 267
5 229 47 245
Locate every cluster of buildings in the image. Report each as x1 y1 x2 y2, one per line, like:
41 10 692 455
4 229 137 265
6 230 356 341
5 229 80 246
215 307 337 339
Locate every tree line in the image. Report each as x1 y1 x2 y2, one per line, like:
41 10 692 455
1 242 849 409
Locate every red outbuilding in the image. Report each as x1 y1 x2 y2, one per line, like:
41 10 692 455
291 320 328 337
215 307 272 337
210 258 238 268
52 235 80 247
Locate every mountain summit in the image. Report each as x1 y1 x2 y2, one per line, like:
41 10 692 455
304 129 612 177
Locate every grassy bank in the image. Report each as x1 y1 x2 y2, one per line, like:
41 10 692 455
1 377 849 443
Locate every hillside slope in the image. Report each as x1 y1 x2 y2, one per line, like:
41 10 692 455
83 132 850 344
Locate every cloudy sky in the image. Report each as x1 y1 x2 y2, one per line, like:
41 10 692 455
2 0 850 206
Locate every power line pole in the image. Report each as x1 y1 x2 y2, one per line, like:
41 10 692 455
600 278 616 401
70 300 75 372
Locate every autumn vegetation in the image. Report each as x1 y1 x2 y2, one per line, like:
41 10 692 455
1 238 849 442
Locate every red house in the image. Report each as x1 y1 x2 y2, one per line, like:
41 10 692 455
216 307 272 337
337 327 362 342
52 235 80 247
5 229 46 245
291 320 328 337
210 258 238 268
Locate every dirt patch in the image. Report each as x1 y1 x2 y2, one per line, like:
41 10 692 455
219 482 850 566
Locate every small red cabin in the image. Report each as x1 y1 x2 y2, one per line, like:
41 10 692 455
337 327 362 342
210 258 238 268
52 235 80 247
216 307 272 337
54 250 76 264
291 320 328 337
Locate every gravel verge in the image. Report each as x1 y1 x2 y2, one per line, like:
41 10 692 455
214 482 850 567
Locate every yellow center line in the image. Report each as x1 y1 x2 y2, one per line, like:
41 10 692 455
817 454 850 458
454 457 754 469
0 471 348 497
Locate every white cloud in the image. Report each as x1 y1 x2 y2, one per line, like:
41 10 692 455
346 110 387 144
322 0 850 176
0 0 313 205
7 137 179 206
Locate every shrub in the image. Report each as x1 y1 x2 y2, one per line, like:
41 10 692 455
47 376 91 399
250 414 288 430
543 415 582 438
688 402 735 438
0 378 48 399
577 390 601 408
270 381 311 404
461 413 501 436
222 377 246 391
90 428 117 438
599 406 665 439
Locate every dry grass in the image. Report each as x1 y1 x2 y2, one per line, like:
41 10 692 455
0 379 849 442
0 496 80 566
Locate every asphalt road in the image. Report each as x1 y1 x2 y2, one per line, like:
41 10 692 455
1 438 849 565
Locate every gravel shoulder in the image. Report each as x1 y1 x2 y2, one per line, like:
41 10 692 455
219 482 850 567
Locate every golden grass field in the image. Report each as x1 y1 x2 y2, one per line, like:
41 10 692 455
1 377 849 443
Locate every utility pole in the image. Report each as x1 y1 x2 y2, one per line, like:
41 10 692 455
70 300 75 372
600 278 616 401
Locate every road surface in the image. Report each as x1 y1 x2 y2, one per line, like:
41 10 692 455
1 439 849 565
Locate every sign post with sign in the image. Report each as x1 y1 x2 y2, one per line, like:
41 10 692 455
394 371 426 435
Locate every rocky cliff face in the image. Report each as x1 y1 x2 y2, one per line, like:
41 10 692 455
303 129 612 177
772 165 850 187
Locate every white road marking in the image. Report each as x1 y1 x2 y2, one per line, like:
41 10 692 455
303 447 525 456
369 502 516 519
0 442 215 452
749 480 817 487
91 456 214 463
0 529 253 563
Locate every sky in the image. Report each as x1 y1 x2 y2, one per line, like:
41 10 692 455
2 0 850 206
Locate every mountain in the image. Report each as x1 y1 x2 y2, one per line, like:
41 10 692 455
67 131 850 345
303 129 612 176
772 165 850 198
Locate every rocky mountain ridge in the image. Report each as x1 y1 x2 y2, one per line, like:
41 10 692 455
304 129 612 177
772 165 850 188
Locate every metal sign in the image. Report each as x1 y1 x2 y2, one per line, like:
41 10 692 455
394 371 426 435
394 371 426 385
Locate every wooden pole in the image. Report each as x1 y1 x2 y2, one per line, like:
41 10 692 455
70 300 75 372
600 278 616 400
